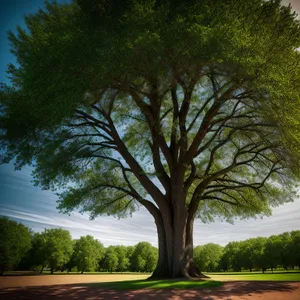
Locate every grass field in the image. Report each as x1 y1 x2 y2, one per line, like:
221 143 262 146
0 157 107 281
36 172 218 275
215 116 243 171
92 279 223 290
207 272 300 282
1 270 299 290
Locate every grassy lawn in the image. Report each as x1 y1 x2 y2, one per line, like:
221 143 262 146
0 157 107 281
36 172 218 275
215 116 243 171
207 272 300 282
48 271 152 276
91 279 223 290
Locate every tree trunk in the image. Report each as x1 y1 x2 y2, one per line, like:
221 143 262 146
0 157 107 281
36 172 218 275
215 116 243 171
149 203 209 279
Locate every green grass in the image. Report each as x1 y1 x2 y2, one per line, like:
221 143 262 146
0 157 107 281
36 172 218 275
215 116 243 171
46 271 151 276
207 272 300 282
93 279 223 290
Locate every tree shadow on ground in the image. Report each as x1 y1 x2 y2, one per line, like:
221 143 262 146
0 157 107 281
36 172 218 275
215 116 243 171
0 281 299 300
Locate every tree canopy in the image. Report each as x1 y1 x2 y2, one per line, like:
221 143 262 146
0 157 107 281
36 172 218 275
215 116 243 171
40 228 74 274
1 0 300 278
194 243 223 272
73 235 104 273
0 217 32 274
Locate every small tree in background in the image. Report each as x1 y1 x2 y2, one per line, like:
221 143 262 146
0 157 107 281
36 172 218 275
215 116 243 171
101 246 118 273
114 246 130 272
20 232 48 273
194 243 223 272
224 242 243 272
0 217 32 274
41 228 73 274
290 231 300 269
277 232 293 270
264 235 281 273
130 242 158 272
73 235 104 273
250 237 268 273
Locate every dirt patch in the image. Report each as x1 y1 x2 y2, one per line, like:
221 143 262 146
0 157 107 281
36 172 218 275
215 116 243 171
0 274 148 288
0 275 299 300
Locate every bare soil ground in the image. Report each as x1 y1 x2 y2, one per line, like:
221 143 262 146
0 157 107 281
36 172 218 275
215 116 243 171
0 274 300 300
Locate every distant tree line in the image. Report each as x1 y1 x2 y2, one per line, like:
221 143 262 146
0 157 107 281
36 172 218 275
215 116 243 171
0 217 157 274
194 231 300 273
1 217 299 274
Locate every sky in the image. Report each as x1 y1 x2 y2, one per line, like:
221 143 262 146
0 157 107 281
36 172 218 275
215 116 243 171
0 0 300 247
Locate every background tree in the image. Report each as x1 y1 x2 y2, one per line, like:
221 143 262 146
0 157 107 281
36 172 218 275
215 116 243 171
194 243 223 272
0 217 32 274
250 237 268 273
264 235 281 273
218 250 230 272
101 246 118 273
73 235 104 273
1 0 300 278
20 232 48 273
239 239 254 272
277 232 293 270
130 242 158 272
41 228 73 274
290 230 300 269
224 242 243 272
114 246 130 272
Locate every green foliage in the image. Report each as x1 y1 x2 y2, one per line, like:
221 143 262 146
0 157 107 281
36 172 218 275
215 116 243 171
264 235 282 271
40 228 74 273
290 230 300 268
0 217 32 274
73 235 104 273
200 230 300 273
277 232 293 269
208 272 300 282
20 232 48 272
101 246 119 272
0 0 299 225
130 242 158 272
113 245 131 272
223 242 243 272
194 243 223 272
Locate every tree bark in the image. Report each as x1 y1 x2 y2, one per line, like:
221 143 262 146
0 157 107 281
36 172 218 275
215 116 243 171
150 204 209 279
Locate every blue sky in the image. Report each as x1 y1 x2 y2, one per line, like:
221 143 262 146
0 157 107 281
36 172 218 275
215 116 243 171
0 0 300 247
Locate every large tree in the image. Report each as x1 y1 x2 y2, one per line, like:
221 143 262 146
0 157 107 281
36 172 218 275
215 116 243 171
1 0 300 278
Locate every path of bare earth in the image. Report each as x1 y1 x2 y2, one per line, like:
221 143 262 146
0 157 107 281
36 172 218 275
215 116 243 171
0 274 299 300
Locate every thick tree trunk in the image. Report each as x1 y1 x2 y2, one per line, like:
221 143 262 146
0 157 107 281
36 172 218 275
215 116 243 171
150 203 209 279
146 169 210 280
